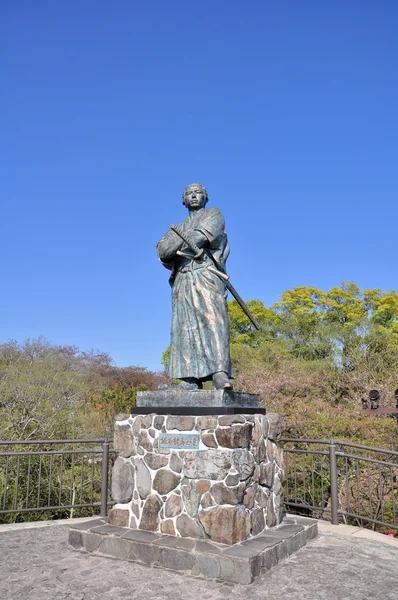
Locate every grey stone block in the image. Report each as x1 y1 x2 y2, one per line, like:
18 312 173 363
166 415 196 430
121 529 161 543
274 538 289 562
90 524 128 536
240 537 278 553
176 514 205 538
83 532 102 552
218 414 246 425
197 416 218 429
215 423 252 449
130 540 160 565
68 530 83 549
210 481 245 505
140 494 162 531
290 514 318 528
256 524 304 541
69 518 106 531
114 422 134 457
170 452 183 473
154 415 165 429
111 457 135 503
195 540 224 555
183 449 232 480
280 517 296 525
128 546 138 561
181 480 201 517
218 557 235 582
262 544 279 570
136 458 152 499
144 453 169 470
251 555 262 578
225 472 240 486
98 537 132 560
219 557 255 585
265 413 284 441
141 414 153 428
307 522 318 540
199 505 250 544
153 469 180 495
153 535 196 551
231 449 255 480
159 547 195 571
108 508 130 527
284 531 302 554
195 553 221 579
222 544 260 559
251 507 265 536
136 389 262 409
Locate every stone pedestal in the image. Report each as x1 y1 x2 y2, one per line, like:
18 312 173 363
109 406 284 545
133 389 266 414
69 394 318 584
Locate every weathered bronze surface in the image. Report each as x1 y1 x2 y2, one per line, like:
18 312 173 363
171 224 260 331
157 183 232 390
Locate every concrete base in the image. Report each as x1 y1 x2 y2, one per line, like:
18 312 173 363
69 515 318 585
135 389 264 412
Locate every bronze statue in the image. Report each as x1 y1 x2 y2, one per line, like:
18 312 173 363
157 183 233 390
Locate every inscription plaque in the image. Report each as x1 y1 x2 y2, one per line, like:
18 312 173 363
159 433 200 450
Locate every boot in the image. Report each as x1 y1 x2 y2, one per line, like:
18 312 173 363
177 378 203 390
212 371 233 390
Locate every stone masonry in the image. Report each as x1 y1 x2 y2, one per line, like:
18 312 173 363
69 514 318 585
109 412 284 545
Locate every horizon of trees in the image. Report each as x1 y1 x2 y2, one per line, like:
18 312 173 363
1 281 397 446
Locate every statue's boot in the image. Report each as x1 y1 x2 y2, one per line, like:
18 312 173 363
177 378 203 390
212 371 233 390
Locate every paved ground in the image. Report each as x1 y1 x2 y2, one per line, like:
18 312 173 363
1 519 398 600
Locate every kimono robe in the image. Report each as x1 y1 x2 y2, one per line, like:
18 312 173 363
157 207 231 380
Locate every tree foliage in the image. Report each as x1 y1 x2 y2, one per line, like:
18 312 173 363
229 282 398 448
0 337 169 441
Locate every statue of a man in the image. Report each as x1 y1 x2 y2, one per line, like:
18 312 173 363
157 183 233 390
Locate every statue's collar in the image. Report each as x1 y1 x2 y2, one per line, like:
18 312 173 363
187 208 205 222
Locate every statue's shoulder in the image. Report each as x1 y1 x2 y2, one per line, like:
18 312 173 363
205 207 224 218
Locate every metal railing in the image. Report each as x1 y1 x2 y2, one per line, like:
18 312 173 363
0 439 114 523
1 436 397 532
280 438 398 531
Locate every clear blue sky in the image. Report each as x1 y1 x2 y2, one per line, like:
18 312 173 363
1 1 397 370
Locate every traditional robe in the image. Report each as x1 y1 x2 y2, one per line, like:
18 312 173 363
157 207 231 380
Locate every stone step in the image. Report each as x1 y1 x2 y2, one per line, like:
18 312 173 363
68 515 318 585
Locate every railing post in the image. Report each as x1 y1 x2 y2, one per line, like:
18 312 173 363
329 439 339 524
100 438 110 517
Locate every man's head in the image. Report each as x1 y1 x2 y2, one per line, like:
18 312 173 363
182 183 209 210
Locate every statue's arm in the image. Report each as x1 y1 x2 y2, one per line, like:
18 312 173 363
157 229 183 263
157 209 223 264
186 229 208 248
193 208 225 246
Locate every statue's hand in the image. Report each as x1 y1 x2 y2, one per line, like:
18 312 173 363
186 229 208 249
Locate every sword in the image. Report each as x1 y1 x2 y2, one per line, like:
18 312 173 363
170 224 260 330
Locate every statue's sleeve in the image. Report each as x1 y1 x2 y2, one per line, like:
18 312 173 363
194 208 225 247
157 229 183 268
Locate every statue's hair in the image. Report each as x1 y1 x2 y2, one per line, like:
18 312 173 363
182 183 209 207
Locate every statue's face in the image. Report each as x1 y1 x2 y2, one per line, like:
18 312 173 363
184 185 207 210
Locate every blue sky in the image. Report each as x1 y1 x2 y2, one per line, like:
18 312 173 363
1 1 397 370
